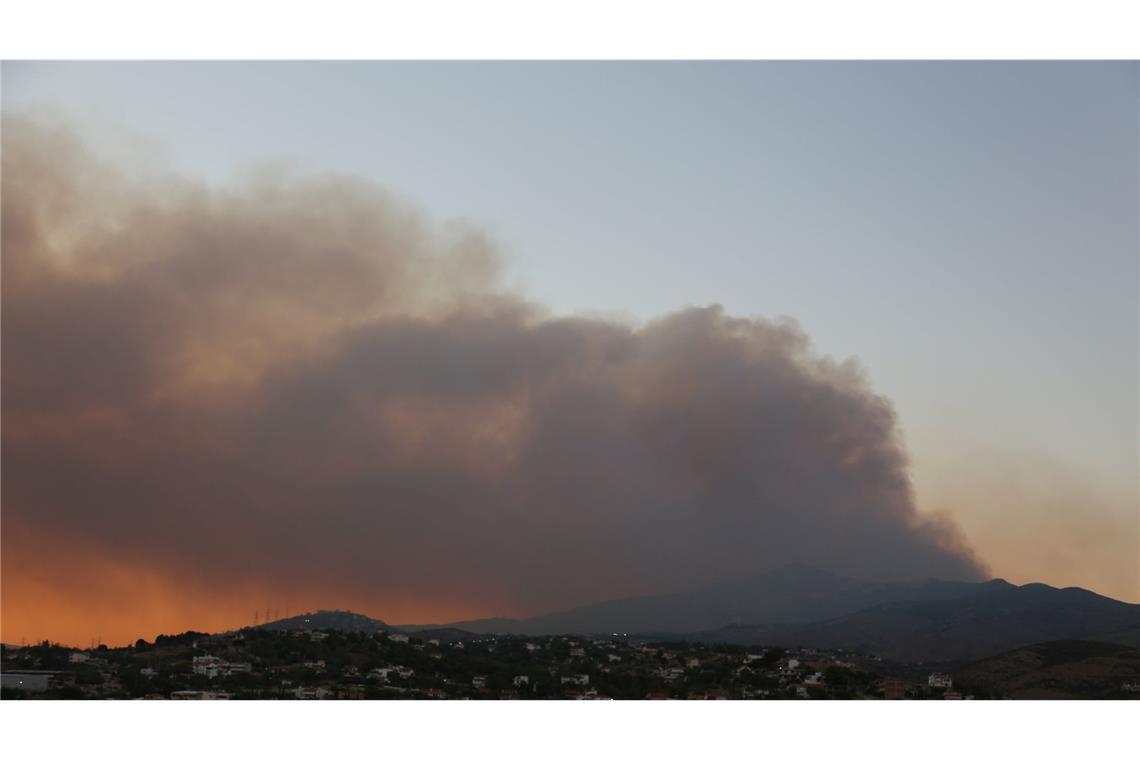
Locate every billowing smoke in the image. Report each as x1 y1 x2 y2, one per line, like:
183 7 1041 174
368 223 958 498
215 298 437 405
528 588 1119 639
2 117 987 642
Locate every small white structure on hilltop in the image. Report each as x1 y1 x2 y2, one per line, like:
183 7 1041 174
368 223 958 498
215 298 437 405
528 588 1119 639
389 633 409 643
69 652 90 664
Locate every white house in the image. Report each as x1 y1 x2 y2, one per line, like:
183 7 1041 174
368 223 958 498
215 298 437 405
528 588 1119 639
928 673 953 689
68 652 90 664
192 655 227 678
389 633 409 643
513 675 529 687
561 674 589 686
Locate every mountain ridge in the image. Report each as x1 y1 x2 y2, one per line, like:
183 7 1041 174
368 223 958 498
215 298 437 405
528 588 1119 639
396 565 1140 662
231 566 1140 664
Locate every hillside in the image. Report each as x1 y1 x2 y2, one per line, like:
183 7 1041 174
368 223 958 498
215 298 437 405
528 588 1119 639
680 580 1140 662
409 627 484 643
952 640 1140 698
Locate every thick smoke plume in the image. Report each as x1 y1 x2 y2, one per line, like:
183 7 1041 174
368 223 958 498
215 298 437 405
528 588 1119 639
2 117 987 642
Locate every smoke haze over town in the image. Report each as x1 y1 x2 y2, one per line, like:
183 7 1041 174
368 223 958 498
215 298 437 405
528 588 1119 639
2 62 1137 647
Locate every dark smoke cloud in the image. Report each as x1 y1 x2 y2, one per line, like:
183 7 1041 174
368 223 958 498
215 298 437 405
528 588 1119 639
2 116 987 632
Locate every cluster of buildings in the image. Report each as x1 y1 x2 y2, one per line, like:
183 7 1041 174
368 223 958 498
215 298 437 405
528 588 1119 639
192 655 253 679
1 629 985 700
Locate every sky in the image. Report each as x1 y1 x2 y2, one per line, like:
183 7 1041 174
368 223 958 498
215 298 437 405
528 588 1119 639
2 61 1137 646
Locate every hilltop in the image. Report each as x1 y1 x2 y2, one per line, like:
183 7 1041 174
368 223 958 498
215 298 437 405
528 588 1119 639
256 610 402 635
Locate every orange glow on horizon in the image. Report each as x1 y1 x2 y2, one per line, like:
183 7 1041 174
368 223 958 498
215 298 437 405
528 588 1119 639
0 548 498 648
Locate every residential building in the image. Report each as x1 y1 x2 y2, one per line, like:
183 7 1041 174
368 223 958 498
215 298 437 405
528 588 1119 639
928 672 953 689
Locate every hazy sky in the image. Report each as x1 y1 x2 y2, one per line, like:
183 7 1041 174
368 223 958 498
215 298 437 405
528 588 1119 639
2 62 1137 643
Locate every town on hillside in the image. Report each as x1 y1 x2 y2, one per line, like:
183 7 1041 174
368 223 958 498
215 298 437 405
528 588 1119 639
6 626 1137 700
